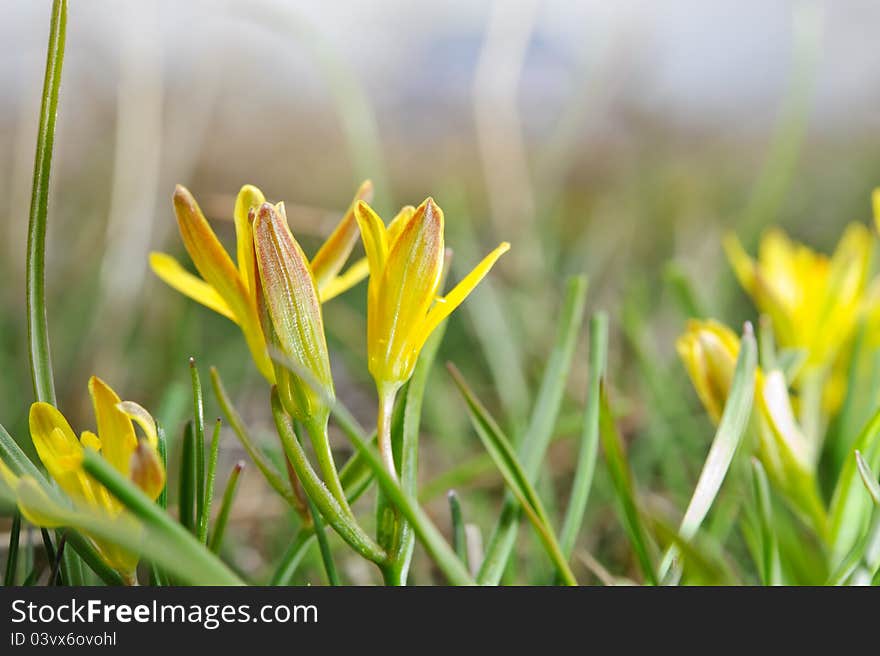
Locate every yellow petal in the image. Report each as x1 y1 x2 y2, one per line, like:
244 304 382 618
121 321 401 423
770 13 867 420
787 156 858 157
116 401 158 449
415 241 511 355
386 205 416 251
311 180 373 290
173 186 273 381
29 404 99 506
318 257 370 303
11 476 67 529
873 188 880 232
354 200 389 283
88 377 137 478
375 198 446 383
129 441 166 501
234 184 266 295
0 459 19 490
149 252 236 322
80 430 101 452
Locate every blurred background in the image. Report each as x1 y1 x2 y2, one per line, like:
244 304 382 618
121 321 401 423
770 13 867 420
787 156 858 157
1 0 879 583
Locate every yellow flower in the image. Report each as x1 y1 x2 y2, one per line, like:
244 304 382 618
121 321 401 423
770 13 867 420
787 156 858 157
355 197 509 477
677 321 826 534
150 181 372 381
0 377 165 578
676 319 741 424
723 224 872 370
252 201 334 432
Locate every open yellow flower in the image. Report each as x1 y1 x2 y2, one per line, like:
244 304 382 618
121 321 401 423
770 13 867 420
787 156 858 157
677 320 826 534
150 181 373 381
355 197 509 477
0 377 164 580
723 224 872 370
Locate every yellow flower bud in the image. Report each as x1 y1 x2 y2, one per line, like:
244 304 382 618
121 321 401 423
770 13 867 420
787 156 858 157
676 319 740 424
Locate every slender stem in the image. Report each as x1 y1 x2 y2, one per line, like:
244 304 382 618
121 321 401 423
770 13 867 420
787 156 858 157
271 388 387 564
156 423 168 510
448 491 468 567
305 496 340 586
199 418 222 543
304 415 351 514
377 385 400 483
189 359 206 532
26 0 66 406
270 530 315 585
210 367 299 506
179 421 196 532
209 461 244 554
4 512 22 586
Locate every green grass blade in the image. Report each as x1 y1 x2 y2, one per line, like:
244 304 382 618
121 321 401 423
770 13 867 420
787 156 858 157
26 0 66 407
305 495 340 586
658 322 757 582
179 421 196 533
599 385 658 585
209 461 244 554
81 450 243 585
448 491 468 567
856 450 880 505
189 359 206 535
156 423 168 510
450 365 577 585
4 512 22 586
270 530 315 585
478 274 588 585
750 458 781 586
199 418 222 543
559 311 608 558
210 367 298 506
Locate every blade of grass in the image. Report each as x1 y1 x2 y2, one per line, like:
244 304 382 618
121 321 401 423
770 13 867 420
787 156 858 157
179 421 196 533
559 311 608 558
658 322 757 583
340 414 474 585
4 512 22 585
270 530 315 585
856 450 880 505
750 458 781 586
477 274 588 584
599 385 658 585
156 423 168 510
209 461 244 554
26 0 65 406
305 495 340 586
450 365 577 585
210 367 298 506
199 418 222 543
448 490 467 567
189 358 206 535
80 450 243 585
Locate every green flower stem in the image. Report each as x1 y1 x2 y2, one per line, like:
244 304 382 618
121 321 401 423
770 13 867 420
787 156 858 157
304 415 352 516
179 421 196 532
376 386 400 483
199 418 222 544
209 461 244 554
81 450 243 585
343 419 475 585
271 388 386 564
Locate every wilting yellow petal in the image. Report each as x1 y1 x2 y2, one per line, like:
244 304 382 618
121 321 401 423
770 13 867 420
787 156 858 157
318 257 369 303
311 180 373 290
129 441 165 501
415 241 511 355
234 184 266 295
88 377 137 478
173 186 273 381
10 476 67 529
116 401 158 449
149 252 236 321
